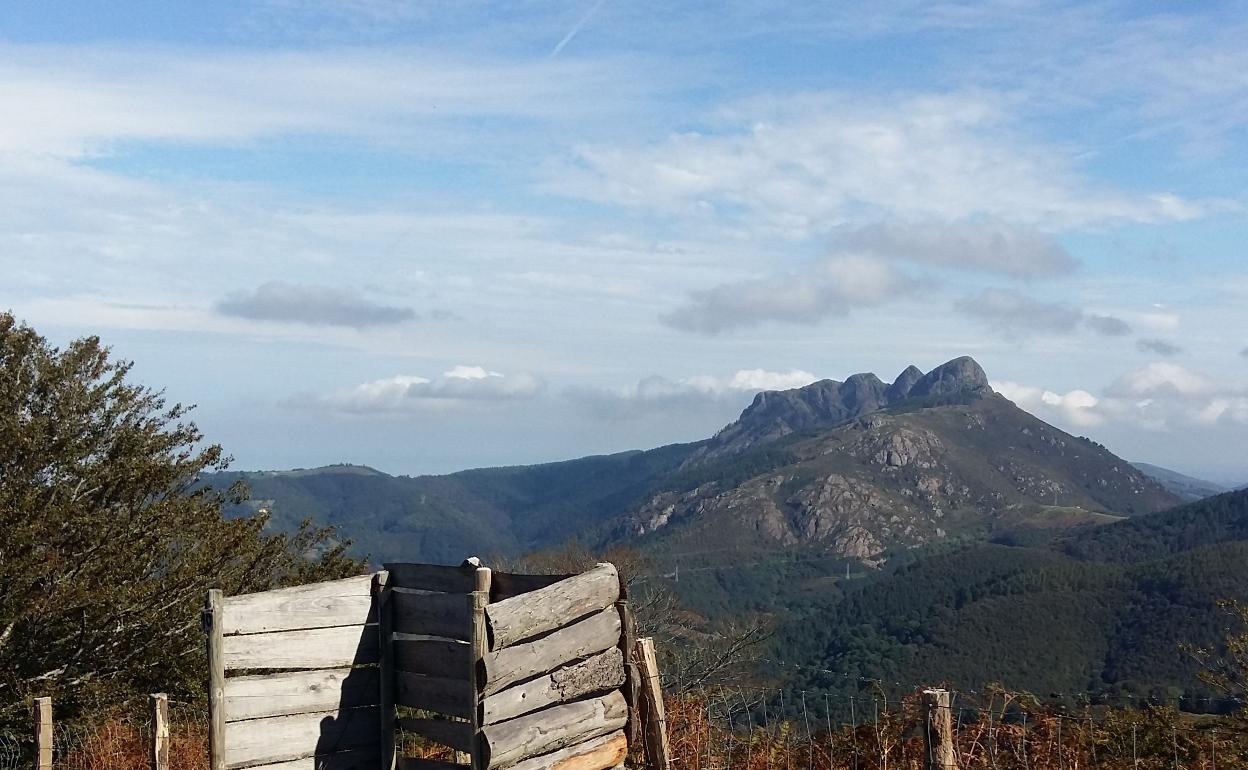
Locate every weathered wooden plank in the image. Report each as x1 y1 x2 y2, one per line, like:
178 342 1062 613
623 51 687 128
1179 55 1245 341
392 590 472 640
502 732 627 770
486 564 619 651
468 569 492 770
395 672 475 719
221 575 376 636
223 624 379 670
482 691 627 769
483 608 621 695
616 599 641 748
151 693 170 770
385 563 477 593
397 759 468 770
376 571 395 770
482 648 624 725
636 638 670 770
393 637 472 678
241 749 381 770
489 572 570 602
224 668 380 722
206 590 226 770
223 707 380 769
399 718 473 754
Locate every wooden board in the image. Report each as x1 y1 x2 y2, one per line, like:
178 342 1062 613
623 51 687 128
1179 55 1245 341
392 590 472 640
393 637 472 678
482 691 627 769
224 668 380 723
385 563 478 593
482 648 624 725
502 731 627 770
489 572 570 602
399 718 473 754
223 707 380 769
483 609 620 695
394 672 475 719
636 638 671 770
486 565 619 651
221 575 376 636
240 749 381 770
223 625 378 670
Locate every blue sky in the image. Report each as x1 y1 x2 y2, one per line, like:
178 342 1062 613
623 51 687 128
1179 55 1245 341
3 1 1247 482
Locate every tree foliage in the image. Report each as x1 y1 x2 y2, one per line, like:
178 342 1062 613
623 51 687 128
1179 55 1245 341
0 313 365 723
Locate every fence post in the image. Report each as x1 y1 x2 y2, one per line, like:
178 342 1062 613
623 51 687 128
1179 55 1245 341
204 589 225 770
616 583 641 750
33 696 52 770
375 570 395 770
636 637 671 770
469 565 493 770
150 693 170 770
923 689 958 770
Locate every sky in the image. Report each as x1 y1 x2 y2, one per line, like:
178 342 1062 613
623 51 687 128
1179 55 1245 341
3 1 1247 482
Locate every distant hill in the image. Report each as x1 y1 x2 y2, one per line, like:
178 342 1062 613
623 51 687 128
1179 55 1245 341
1132 462 1229 502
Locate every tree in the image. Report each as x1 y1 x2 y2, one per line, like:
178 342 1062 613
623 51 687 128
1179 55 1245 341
0 312 365 724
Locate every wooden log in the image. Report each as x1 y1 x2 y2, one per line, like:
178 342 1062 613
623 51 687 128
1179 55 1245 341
376 571 396 770
397 759 468 770
150 693 170 770
489 572 569 602
483 608 620 696
393 637 472 678
206 589 226 770
240 749 380 770
486 564 619 651
394 672 475 719
923 689 958 770
482 691 627 769
482 648 624 725
392 590 472 640
399 718 473 754
33 696 52 770
224 668 381 722
385 563 478 593
468 568 492 770
635 638 670 770
616 599 641 748
221 575 375 635
223 624 379 670
223 707 380 769
502 731 627 770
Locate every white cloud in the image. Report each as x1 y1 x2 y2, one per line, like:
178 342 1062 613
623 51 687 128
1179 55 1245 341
570 367 819 417
955 288 1133 339
1107 362 1215 399
994 380 1105 427
312 367 545 413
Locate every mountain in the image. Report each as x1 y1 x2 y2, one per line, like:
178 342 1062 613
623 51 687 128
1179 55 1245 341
1132 462 1228 503
215 356 1178 566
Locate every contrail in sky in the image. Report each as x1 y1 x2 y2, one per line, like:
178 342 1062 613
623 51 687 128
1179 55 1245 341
550 0 608 57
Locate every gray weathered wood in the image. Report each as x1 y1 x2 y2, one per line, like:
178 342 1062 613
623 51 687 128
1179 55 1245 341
224 668 381 722
482 648 624 725
241 749 381 770
489 572 570 602
399 718 473 754
207 589 226 770
397 759 468 770
384 563 477 593
482 691 627 770
393 637 472 678
392 590 472 640
635 638 670 770
486 564 619 651
223 623 379 670
221 575 375 635
33 696 52 770
616 599 640 748
376 571 396 770
468 568 492 770
483 608 621 695
501 731 627 770
150 693 170 770
223 706 380 769
394 672 475 719
923 689 958 770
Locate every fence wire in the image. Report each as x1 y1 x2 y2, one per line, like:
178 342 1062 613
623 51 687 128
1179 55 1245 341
0 702 208 770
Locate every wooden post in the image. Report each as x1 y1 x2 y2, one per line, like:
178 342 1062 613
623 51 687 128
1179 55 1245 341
469 565 493 770
33 696 52 770
205 589 226 770
635 637 670 770
375 570 395 770
923 689 958 770
616 580 641 750
149 693 170 770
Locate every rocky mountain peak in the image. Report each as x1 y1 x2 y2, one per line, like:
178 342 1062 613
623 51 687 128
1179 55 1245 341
908 356 991 398
886 365 925 401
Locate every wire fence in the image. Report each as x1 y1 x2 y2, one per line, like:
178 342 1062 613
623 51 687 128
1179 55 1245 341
0 701 207 770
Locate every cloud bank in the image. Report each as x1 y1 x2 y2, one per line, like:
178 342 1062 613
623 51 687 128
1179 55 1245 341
215 282 415 328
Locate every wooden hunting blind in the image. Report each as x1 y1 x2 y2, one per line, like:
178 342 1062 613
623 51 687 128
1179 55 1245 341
203 561 648 770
